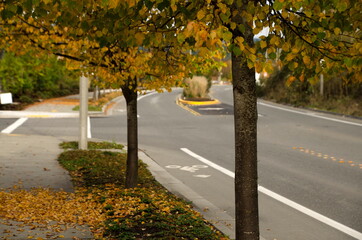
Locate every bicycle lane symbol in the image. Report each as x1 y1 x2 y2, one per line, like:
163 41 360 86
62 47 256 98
165 165 211 178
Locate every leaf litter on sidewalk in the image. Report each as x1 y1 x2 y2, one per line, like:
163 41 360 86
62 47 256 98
0 142 229 239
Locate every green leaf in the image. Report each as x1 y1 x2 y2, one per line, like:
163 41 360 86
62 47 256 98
145 0 154 10
273 0 283 11
238 24 245 33
81 21 90 32
36 7 48 17
268 52 277 60
7 4 18 13
220 13 230 24
1 9 15 19
343 58 353 67
222 31 233 42
232 46 242 56
177 32 185 44
24 0 33 11
317 32 326 39
336 1 348 11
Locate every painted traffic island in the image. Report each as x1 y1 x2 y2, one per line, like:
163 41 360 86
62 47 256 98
178 97 220 106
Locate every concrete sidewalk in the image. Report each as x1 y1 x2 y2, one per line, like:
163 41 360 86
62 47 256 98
0 93 238 239
0 133 94 239
0 134 74 191
0 95 98 239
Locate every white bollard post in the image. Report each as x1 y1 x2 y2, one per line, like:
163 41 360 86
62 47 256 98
79 75 88 150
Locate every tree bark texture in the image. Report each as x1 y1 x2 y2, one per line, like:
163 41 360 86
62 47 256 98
122 84 139 188
231 1 260 240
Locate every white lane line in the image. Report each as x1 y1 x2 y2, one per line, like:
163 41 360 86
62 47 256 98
257 186 362 240
1 118 28 134
137 92 157 120
137 91 158 101
180 148 362 240
87 116 92 138
258 102 362 127
181 148 234 178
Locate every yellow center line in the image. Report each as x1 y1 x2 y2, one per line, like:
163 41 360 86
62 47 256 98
292 147 360 169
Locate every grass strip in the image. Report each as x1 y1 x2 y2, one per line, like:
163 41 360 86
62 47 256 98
59 141 124 150
58 142 228 239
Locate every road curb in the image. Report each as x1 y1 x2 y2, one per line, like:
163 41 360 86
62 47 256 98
0 111 79 118
178 97 221 105
102 95 124 116
176 98 201 116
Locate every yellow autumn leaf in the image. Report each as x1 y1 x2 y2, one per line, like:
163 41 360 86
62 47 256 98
286 53 295 61
286 76 296 87
197 9 205 20
126 0 136 8
282 42 290 52
303 55 311 65
253 27 261 35
260 40 267 49
299 74 305 82
230 22 237 30
255 61 262 73
108 0 120 8
170 0 177 11
264 61 274 73
235 36 244 46
281 11 288 19
249 54 257 63
292 47 299 54
135 32 145 45
162 206 170 213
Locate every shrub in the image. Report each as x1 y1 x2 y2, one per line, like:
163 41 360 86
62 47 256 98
183 76 211 99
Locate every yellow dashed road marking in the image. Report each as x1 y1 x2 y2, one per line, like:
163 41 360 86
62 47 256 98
176 99 201 116
292 147 360 169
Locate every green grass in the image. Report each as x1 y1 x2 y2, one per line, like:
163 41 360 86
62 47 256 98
58 150 155 188
59 141 124 150
57 142 228 239
72 105 103 111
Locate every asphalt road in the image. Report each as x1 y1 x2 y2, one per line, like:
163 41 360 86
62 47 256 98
6 85 362 240
90 86 362 239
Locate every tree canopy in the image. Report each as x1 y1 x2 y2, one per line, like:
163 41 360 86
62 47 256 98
1 1 361 239
0 0 224 89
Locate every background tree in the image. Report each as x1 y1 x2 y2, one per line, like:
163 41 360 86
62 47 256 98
0 51 78 102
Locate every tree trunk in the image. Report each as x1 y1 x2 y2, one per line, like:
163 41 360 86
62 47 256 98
231 1 260 240
121 82 138 188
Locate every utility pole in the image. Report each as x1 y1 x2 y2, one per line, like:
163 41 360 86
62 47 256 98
79 75 88 150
